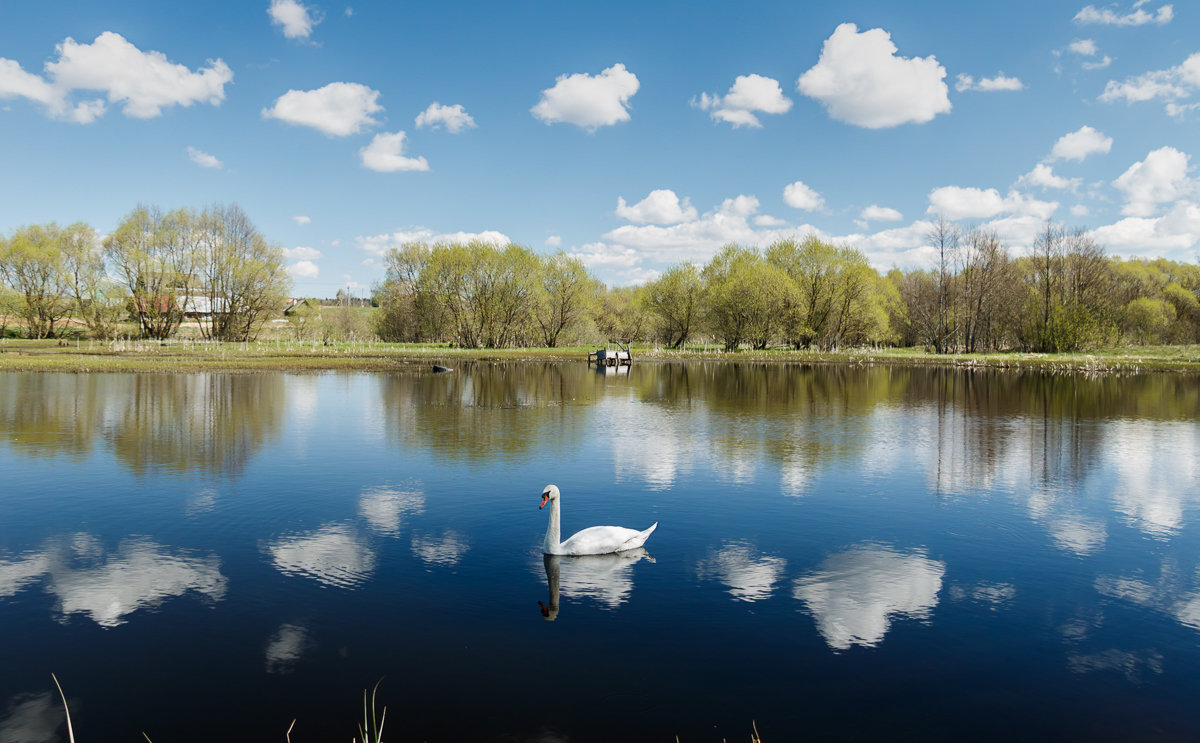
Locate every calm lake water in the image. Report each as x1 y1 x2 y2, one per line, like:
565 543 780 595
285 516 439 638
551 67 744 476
1 363 1199 742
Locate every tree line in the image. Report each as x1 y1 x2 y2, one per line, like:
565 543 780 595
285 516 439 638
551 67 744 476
373 224 1200 352
3 210 1197 351
0 204 290 341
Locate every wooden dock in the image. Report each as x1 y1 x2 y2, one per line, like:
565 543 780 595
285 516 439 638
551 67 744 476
587 345 632 366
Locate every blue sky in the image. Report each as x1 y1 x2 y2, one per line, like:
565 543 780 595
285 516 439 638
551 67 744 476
1 1 1198 297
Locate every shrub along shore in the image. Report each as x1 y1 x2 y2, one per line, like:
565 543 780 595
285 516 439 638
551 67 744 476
0 338 1196 374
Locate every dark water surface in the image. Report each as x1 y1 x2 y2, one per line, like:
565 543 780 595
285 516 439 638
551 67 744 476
1 364 1199 742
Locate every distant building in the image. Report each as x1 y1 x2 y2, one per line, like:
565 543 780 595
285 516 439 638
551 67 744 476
176 295 229 319
283 298 314 316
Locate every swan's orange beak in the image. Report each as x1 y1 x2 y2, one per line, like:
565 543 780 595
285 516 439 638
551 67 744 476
539 493 549 509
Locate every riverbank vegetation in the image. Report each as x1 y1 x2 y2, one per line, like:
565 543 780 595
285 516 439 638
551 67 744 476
0 338 1196 373
371 224 1200 354
3 207 1199 372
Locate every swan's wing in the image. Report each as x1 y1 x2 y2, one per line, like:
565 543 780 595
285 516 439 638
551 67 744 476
559 523 658 555
559 526 642 555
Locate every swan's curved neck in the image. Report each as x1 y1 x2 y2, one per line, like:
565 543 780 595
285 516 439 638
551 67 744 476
543 497 561 554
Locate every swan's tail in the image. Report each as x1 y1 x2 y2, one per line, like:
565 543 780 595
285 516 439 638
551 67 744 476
619 522 658 551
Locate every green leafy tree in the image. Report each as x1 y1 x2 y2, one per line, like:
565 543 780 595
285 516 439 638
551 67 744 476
535 252 601 347
374 242 438 342
645 262 703 349
195 204 290 342
701 245 796 350
1122 297 1175 345
0 224 74 338
60 221 123 339
104 206 191 339
596 284 651 343
767 236 839 349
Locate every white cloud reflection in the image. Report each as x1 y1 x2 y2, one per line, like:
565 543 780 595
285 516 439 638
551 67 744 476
949 580 1016 610
264 523 376 588
1 536 226 628
1108 421 1198 537
793 544 945 650
1066 649 1164 682
0 692 61 743
1047 514 1108 556
358 486 425 536
1095 561 1200 634
411 531 470 567
608 398 692 488
265 622 314 674
697 541 787 602
0 553 52 598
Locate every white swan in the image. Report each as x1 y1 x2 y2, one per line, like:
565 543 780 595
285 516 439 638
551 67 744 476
539 484 657 556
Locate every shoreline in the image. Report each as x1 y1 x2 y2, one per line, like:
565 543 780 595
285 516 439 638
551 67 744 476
0 339 1196 374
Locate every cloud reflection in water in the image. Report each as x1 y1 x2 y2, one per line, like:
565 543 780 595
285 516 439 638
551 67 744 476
0 692 61 743
793 543 945 650
265 622 314 674
411 531 470 567
696 541 787 602
264 524 376 589
0 535 226 628
358 486 426 536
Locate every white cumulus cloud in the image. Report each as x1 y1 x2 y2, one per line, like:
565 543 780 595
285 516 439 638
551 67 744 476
0 32 232 122
263 82 382 136
185 146 222 169
288 260 319 279
1099 52 1200 116
954 73 1025 92
1050 125 1113 161
544 235 562 247
357 228 510 257
796 23 951 129
860 205 904 222
694 73 792 128
531 63 639 131
615 189 698 224
283 246 322 260
415 102 476 133
927 186 1058 220
359 131 430 172
1074 3 1173 25
1091 204 1200 258
269 0 323 40
1112 146 1193 217
1069 39 1099 56
293 215 311 225
783 180 825 211
603 194 806 265
568 242 660 286
1018 163 1080 190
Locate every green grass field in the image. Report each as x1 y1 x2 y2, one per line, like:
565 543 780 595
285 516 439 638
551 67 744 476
0 336 1196 373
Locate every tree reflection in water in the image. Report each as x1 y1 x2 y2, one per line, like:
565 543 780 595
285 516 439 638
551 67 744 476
0 372 284 477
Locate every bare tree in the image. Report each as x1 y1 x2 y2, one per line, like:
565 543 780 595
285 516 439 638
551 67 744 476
927 215 960 353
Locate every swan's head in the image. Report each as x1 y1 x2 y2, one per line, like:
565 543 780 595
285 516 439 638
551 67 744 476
539 484 560 509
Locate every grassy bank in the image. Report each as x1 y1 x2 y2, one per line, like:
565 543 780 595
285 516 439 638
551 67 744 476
0 338 1197 373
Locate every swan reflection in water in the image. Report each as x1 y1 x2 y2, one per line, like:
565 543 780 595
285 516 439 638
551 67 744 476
539 549 653 621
